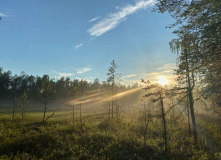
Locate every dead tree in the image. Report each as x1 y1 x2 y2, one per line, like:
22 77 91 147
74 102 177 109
38 75 55 122
31 112 55 131
142 80 168 152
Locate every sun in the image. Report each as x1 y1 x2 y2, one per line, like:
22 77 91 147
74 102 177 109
157 76 168 86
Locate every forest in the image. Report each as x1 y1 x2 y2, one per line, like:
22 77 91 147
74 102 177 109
0 0 221 159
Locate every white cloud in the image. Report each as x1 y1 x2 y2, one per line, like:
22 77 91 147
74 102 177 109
0 13 7 17
59 72 74 77
76 67 91 74
88 0 156 37
122 74 137 79
157 63 176 70
89 16 100 22
75 43 83 49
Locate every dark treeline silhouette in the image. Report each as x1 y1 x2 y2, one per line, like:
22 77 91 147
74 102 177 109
0 67 139 108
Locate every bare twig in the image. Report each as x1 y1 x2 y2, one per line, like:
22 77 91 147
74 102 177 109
44 112 55 122
165 94 188 115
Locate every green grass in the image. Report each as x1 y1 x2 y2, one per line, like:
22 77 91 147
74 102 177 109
0 111 220 160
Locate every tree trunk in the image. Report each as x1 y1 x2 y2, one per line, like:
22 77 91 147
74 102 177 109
80 103 82 123
43 102 47 122
112 76 114 118
188 86 197 143
12 96 16 120
187 96 191 135
21 100 25 120
80 81 83 123
185 49 197 144
144 101 147 125
73 105 75 127
160 90 167 152
111 94 114 118
171 98 174 129
186 75 191 135
109 101 111 119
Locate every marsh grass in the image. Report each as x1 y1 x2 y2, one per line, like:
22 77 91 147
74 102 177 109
0 111 220 160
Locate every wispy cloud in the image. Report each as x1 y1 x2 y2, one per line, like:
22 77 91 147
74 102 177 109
0 13 7 17
89 16 100 23
58 72 74 77
75 43 83 49
76 67 91 74
122 74 137 79
157 63 176 70
88 0 156 37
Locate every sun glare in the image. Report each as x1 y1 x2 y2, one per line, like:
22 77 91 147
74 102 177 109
157 76 168 86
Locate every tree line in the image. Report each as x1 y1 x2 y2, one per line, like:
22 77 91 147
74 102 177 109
0 61 139 106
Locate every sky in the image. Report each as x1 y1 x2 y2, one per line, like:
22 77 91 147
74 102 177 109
0 0 178 85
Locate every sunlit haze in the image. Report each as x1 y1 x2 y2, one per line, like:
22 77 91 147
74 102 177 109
157 76 168 86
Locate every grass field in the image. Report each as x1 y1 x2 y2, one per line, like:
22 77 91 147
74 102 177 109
0 109 221 160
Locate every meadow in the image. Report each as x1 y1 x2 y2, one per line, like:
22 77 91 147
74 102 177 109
0 108 220 160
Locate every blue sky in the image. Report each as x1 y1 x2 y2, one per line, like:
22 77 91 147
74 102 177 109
0 0 177 84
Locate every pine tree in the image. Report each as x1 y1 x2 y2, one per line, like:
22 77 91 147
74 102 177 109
106 59 121 118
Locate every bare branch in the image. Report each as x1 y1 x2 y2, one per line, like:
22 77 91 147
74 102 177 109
165 94 188 115
44 112 55 122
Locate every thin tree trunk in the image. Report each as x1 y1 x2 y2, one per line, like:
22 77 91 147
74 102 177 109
80 80 82 123
188 86 197 143
80 103 82 123
112 75 114 118
112 91 114 118
144 101 147 125
43 102 47 122
109 101 111 119
12 96 16 120
186 75 191 135
65 105 68 124
72 80 76 127
73 105 75 127
160 90 167 152
171 98 173 129
187 96 191 135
